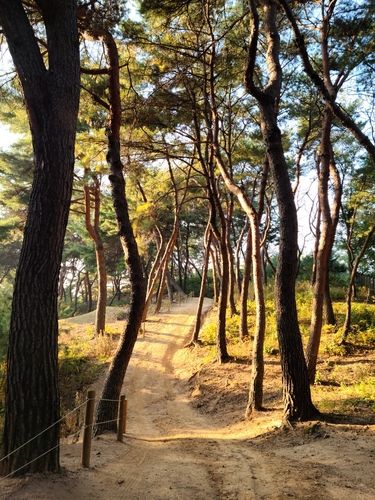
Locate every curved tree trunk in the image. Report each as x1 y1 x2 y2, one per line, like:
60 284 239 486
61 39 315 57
142 157 190 320
0 0 80 476
84 177 107 334
143 218 179 319
210 246 219 305
213 160 266 410
245 0 317 421
186 224 212 345
154 259 168 314
246 214 266 414
306 108 342 384
142 227 164 319
239 225 252 340
226 194 237 317
216 236 230 363
85 271 93 313
92 31 146 435
235 220 249 295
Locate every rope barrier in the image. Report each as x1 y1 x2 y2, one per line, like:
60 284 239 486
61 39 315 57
0 393 127 477
98 398 122 403
1 444 61 480
85 418 118 427
0 400 88 463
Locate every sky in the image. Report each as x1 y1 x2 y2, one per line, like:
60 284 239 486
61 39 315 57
0 124 20 150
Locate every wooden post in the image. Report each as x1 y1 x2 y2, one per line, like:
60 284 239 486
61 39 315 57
123 398 128 434
81 390 95 468
117 394 126 442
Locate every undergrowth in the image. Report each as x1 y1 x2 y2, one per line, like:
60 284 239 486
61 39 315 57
58 324 118 437
198 282 375 420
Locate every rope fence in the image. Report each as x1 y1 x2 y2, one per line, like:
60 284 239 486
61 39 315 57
0 390 127 479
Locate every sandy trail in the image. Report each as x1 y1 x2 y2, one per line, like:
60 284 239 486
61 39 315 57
1 298 375 499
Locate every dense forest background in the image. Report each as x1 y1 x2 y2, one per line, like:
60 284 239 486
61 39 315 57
0 0 375 475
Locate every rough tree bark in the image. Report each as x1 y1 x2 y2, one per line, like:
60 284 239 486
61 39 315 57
84 174 107 334
245 0 317 420
0 0 80 475
239 225 252 340
88 31 146 435
186 222 212 346
306 107 341 383
305 2 343 383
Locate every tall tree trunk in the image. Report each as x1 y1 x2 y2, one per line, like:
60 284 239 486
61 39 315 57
143 227 164 317
226 194 237 317
306 110 342 384
210 247 219 305
186 224 212 345
216 237 230 363
245 0 317 420
92 31 146 435
72 270 82 317
59 262 67 301
311 204 321 286
246 213 266 414
154 259 168 314
0 0 80 475
166 269 174 303
84 177 107 334
142 219 179 320
323 271 336 325
240 225 252 340
235 220 249 295
85 271 93 313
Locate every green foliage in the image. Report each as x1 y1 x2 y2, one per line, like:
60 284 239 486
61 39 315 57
57 324 120 435
0 283 12 437
58 301 91 320
0 283 11 362
58 344 102 436
322 341 347 357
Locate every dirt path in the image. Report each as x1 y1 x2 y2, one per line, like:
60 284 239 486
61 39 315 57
1 298 375 499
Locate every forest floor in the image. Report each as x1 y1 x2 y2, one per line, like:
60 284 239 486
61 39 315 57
1 297 375 499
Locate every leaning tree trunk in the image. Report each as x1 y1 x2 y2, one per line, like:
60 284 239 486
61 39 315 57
239 224 252 340
323 271 336 325
186 223 212 346
0 0 80 476
93 31 146 435
154 259 168 314
142 217 179 320
210 246 219 305
246 213 266 414
85 271 93 313
245 0 317 420
306 107 342 384
226 195 237 317
84 179 107 334
214 163 266 411
142 227 164 318
216 236 230 363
